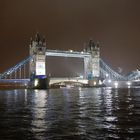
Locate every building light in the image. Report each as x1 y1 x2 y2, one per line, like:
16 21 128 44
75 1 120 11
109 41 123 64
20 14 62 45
127 81 131 88
127 81 131 86
34 79 39 87
106 73 109 78
108 79 111 83
114 82 118 88
93 81 97 86
99 80 102 85
69 50 73 52
79 75 83 79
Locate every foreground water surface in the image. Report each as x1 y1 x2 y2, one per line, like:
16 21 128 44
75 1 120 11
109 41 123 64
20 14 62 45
0 87 140 140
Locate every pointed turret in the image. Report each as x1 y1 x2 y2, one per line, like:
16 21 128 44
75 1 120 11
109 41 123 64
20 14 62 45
35 32 41 44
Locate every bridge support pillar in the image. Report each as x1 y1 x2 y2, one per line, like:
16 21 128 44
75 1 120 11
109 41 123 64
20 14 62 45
84 40 102 86
84 57 90 79
29 33 49 89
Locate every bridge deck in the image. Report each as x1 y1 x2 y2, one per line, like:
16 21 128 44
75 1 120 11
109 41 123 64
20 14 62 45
50 77 88 85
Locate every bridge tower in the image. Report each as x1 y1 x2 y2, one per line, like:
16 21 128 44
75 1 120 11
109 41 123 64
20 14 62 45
84 40 100 86
29 33 49 89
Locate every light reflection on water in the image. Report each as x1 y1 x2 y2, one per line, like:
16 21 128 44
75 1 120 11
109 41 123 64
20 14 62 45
0 88 140 139
31 90 48 140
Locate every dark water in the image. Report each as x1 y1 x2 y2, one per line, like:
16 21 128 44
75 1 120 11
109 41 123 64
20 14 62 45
0 88 140 140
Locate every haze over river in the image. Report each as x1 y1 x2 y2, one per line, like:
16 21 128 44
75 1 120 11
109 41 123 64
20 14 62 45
0 87 140 140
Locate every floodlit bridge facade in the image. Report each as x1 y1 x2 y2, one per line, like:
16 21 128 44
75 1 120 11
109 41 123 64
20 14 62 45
0 33 139 88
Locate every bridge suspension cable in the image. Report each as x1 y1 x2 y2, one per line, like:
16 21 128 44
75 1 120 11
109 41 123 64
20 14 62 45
0 55 135 81
0 57 31 79
126 70 140 81
100 59 126 80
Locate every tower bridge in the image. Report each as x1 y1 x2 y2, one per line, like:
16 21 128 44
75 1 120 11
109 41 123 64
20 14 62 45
0 33 140 89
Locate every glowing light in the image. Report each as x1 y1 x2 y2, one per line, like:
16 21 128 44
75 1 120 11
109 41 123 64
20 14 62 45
36 62 46 75
114 82 118 88
106 73 109 77
7 72 10 75
99 80 102 85
69 50 73 52
79 75 83 78
34 79 39 87
108 79 111 83
127 81 131 86
127 81 131 88
93 81 97 86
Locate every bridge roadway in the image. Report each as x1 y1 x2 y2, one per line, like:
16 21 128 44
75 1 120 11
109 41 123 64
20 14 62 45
0 78 139 88
0 79 30 89
0 78 88 87
0 79 30 85
50 77 88 85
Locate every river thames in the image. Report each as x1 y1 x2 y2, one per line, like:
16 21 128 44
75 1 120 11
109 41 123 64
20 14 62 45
0 87 140 140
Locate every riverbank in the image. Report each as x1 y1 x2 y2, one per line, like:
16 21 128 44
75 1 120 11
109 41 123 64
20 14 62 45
0 83 27 90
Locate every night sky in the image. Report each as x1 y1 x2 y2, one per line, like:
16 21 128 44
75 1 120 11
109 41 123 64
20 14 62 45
1 0 140 74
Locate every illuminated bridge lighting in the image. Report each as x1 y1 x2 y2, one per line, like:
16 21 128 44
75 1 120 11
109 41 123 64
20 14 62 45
45 49 90 58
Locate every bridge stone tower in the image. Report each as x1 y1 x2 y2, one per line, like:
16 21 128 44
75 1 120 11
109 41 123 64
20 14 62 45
29 33 49 88
84 40 100 86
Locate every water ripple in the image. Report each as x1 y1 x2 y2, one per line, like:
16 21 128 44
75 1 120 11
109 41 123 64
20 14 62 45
0 88 140 139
